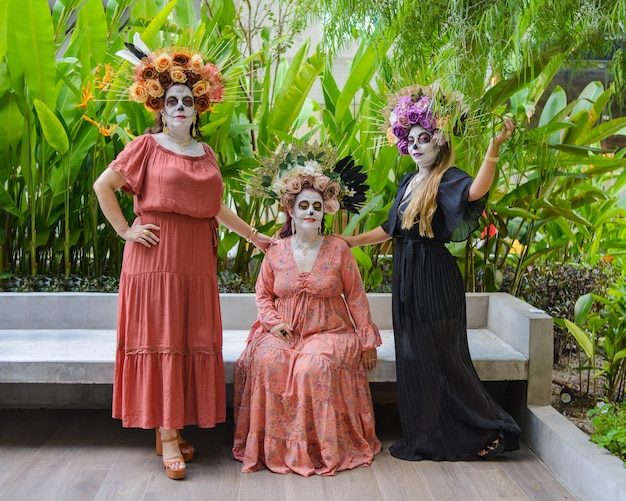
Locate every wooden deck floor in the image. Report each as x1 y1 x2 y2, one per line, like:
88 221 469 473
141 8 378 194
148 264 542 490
0 405 577 501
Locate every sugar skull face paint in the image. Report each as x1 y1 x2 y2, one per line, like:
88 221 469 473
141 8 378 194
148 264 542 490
163 84 195 124
291 188 324 234
407 125 439 169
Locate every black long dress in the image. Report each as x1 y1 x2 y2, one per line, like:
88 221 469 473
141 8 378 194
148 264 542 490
383 167 521 461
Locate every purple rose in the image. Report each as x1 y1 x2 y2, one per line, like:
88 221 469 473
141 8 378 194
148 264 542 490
396 96 413 110
415 95 431 110
420 114 437 130
397 138 409 155
407 110 421 124
392 124 409 139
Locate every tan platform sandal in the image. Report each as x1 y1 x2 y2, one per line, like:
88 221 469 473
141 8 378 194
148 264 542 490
155 428 195 462
156 428 186 480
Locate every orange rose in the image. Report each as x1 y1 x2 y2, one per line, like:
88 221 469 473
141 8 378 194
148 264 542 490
153 53 172 72
194 95 210 113
189 54 204 73
172 52 191 67
186 71 202 86
139 65 156 80
170 69 187 83
144 96 163 112
158 72 173 88
145 79 164 97
192 80 209 97
129 82 148 103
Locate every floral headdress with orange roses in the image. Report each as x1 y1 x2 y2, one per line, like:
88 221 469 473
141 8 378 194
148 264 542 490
116 33 225 114
382 83 465 155
246 142 369 215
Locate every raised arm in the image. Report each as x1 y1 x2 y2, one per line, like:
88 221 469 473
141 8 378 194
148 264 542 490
469 117 516 201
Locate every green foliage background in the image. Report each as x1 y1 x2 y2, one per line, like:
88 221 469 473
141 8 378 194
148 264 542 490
1 0 626 296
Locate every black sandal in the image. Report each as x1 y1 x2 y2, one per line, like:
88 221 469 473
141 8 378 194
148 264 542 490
477 432 505 460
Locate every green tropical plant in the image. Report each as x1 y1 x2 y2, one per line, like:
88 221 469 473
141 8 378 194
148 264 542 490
558 284 626 403
587 400 626 464
470 81 626 294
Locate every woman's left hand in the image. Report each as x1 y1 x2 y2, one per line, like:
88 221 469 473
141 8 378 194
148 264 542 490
362 348 378 371
252 233 277 252
493 117 516 147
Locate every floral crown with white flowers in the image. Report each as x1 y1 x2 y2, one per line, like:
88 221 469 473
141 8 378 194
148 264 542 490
116 33 225 114
246 142 369 215
383 83 465 156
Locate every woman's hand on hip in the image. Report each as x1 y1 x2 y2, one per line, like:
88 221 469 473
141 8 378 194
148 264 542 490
121 224 160 247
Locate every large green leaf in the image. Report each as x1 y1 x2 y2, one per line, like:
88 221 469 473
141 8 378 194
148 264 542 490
562 318 594 359
71 0 109 77
33 99 69 154
334 42 378 123
0 92 24 155
268 50 325 138
10 0 57 109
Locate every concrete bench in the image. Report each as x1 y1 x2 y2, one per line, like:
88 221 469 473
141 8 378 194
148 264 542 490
0 292 552 411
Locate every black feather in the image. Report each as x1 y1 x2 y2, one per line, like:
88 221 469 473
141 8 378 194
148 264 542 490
125 42 150 61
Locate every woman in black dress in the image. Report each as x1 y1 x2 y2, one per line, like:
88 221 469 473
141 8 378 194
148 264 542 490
342 85 520 461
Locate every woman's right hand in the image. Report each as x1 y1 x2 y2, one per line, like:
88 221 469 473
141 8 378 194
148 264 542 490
120 223 161 248
270 323 294 343
337 234 356 248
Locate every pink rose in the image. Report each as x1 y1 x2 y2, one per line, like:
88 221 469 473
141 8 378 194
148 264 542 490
281 193 296 209
313 175 330 192
324 198 340 214
300 175 315 189
285 176 302 194
323 182 341 200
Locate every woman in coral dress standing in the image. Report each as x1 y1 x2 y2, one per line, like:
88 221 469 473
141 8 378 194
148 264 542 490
93 35 274 480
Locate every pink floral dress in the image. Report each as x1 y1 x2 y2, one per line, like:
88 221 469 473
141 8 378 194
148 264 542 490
232 236 382 476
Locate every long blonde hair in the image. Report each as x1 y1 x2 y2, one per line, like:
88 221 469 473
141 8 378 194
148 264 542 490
401 144 454 237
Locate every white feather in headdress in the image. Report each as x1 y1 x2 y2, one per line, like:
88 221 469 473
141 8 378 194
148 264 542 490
116 33 152 65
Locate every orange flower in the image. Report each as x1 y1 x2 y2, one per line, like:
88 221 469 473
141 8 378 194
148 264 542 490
81 115 117 136
95 64 115 91
76 82 94 108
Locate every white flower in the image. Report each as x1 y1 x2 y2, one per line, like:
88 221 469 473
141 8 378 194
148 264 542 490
302 160 322 176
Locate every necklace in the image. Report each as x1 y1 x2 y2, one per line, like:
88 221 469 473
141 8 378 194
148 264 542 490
166 133 193 151
293 234 322 256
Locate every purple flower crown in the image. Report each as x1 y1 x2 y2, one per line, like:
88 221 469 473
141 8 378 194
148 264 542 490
384 84 462 156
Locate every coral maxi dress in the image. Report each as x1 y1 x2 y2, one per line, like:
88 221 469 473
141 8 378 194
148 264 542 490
109 134 226 429
233 236 382 476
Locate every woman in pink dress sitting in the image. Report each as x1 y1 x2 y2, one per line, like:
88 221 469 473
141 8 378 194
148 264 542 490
233 143 382 476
